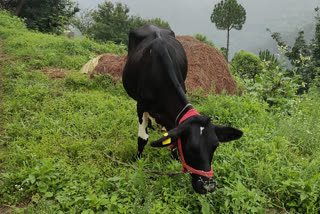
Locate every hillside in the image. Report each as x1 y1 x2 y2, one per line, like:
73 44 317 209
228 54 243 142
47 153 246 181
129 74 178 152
0 10 319 213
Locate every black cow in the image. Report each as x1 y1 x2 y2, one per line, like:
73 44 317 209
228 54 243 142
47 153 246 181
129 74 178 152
122 24 243 194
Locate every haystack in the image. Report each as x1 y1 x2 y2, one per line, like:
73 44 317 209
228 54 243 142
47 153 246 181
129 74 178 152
88 36 237 95
89 54 127 80
176 36 237 94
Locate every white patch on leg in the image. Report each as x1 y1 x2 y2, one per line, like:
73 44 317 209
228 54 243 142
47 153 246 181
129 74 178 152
138 112 149 140
200 127 205 135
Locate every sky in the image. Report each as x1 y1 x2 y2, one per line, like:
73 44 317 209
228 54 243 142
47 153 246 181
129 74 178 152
75 0 320 57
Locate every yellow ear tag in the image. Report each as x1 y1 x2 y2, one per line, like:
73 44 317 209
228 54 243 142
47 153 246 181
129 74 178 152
162 133 171 145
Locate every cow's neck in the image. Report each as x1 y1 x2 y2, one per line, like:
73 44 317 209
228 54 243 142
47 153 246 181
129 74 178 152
175 103 193 126
164 92 192 128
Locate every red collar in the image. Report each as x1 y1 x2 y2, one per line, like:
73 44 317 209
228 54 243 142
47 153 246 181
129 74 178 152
175 108 214 177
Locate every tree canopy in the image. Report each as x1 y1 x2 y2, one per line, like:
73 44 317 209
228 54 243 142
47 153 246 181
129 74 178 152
72 1 170 46
267 15 320 92
0 0 79 34
210 0 246 61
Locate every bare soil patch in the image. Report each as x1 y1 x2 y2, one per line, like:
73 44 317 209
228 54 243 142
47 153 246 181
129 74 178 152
41 67 68 79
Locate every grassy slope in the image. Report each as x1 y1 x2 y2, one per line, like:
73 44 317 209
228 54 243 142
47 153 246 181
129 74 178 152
0 10 319 213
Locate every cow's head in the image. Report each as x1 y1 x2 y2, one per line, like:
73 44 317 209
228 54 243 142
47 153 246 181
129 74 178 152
150 115 243 194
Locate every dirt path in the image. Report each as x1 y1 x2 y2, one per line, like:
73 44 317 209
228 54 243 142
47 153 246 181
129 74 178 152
0 40 11 214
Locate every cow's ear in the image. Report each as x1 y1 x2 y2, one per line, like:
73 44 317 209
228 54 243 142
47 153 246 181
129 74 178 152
150 122 190 147
150 133 175 147
214 125 243 142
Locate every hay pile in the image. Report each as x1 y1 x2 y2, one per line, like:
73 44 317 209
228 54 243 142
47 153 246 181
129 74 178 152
176 36 237 94
89 54 127 80
89 36 237 95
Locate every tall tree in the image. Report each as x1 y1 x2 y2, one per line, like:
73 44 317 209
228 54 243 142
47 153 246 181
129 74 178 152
90 2 131 44
15 0 24 16
210 0 246 61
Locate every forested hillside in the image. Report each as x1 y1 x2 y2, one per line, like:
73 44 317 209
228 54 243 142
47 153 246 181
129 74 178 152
0 9 319 213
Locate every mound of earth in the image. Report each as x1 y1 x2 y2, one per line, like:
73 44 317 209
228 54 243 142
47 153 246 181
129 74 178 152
86 36 237 95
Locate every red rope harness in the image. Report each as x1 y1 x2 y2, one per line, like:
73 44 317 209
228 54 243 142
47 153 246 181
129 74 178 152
174 109 214 177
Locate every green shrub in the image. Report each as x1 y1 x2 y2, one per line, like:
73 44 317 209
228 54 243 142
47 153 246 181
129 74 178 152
231 50 264 82
231 50 301 111
194 33 217 48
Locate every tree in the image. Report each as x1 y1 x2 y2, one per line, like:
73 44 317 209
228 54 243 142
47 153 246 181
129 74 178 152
90 2 131 44
210 0 246 61
129 16 170 39
74 1 170 45
0 0 18 12
267 26 317 91
146 18 170 28
15 0 24 16
259 49 280 70
0 0 79 34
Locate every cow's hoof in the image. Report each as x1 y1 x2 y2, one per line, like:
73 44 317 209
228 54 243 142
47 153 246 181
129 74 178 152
134 152 143 161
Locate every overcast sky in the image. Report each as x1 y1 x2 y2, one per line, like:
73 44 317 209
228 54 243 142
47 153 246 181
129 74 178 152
75 0 320 57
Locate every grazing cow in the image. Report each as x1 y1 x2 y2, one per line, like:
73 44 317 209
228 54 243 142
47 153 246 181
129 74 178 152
122 24 243 194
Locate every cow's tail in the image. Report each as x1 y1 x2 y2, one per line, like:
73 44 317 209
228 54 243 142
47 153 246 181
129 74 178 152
151 38 189 104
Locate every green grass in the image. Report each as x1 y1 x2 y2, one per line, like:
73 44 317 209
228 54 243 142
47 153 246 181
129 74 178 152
0 10 126 72
0 10 319 213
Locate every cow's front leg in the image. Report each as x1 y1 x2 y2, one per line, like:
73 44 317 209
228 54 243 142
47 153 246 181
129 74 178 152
170 147 179 161
137 111 149 159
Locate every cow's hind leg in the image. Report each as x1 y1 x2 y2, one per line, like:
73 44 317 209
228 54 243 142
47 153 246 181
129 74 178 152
137 111 149 159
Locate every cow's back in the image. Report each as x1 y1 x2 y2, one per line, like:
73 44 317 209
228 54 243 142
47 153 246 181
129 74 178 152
122 24 188 102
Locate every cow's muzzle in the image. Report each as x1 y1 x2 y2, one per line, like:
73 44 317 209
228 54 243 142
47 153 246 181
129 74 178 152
191 175 216 194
